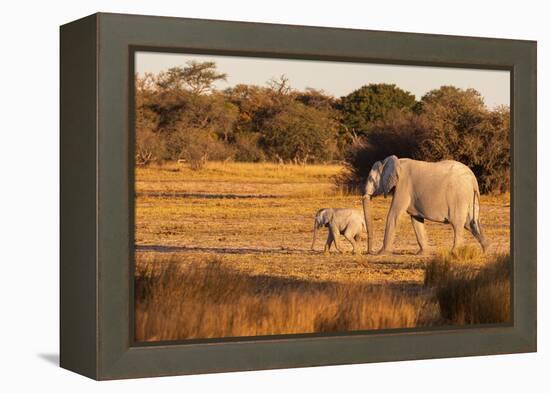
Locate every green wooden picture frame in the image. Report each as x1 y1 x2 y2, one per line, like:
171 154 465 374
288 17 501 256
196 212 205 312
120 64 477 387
60 13 536 380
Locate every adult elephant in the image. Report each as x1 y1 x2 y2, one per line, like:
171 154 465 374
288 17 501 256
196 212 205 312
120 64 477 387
362 155 488 255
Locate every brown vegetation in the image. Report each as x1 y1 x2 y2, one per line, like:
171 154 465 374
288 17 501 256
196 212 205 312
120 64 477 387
425 247 511 325
134 249 510 341
135 255 431 342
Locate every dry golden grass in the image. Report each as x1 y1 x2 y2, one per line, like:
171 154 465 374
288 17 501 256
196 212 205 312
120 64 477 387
138 161 343 183
134 161 511 341
135 255 432 341
425 247 511 325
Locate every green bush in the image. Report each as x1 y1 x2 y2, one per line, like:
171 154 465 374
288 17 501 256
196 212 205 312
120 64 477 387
338 83 417 136
261 102 339 164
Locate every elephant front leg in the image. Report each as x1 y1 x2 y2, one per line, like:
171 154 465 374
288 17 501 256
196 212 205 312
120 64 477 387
378 192 409 255
329 223 344 253
410 216 428 255
379 210 400 254
324 232 335 254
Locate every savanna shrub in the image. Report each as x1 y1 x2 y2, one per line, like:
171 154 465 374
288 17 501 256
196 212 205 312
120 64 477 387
166 128 234 170
417 88 510 194
233 133 265 162
135 127 167 165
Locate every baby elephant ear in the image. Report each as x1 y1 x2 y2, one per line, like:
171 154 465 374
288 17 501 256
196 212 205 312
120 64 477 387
381 155 400 197
323 208 334 223
370 160 383 175
316 208 328 224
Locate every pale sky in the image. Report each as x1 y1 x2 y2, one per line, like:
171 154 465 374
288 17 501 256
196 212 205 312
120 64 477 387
136 51 510 109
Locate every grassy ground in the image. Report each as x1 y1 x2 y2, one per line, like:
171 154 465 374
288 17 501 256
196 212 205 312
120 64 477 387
134 161 511 341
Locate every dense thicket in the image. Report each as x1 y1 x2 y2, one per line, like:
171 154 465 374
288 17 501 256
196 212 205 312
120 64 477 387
136 65 342 168
135 61 510 193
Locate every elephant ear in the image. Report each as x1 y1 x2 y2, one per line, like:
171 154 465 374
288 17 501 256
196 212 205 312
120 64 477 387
317 209 331 225
381 155 400 197
323 209 334 224
365 161 383 196
370 161 383 179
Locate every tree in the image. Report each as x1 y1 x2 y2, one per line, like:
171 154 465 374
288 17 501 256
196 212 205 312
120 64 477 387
470 106 510 193
155 61 227 94
416 86 487 160
135 64 237 165
338 83 417 137
267 74 292 95
295 88 336 110
135 73 164 164
417 86 510 193
224 84 277 134
261 102 338 164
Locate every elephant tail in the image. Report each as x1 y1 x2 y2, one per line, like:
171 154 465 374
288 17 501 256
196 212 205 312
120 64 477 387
471 188 489 252
473 189 480 224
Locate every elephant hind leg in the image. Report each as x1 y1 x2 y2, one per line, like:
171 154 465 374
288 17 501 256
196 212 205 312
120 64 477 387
449 206 470 253
451 223 464 252
343 229 359 254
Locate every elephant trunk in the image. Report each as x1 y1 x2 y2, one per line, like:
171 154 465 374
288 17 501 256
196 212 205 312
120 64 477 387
311 221 318 251
362 196 374 254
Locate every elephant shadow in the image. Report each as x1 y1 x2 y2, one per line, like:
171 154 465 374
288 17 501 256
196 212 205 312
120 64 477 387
136 244 312 255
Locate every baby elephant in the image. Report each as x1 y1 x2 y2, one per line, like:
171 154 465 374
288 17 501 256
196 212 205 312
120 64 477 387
311 208 366 254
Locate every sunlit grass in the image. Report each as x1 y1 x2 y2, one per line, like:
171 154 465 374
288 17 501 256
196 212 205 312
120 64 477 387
137 161 344 184
425 247 511 325
135 255 431 341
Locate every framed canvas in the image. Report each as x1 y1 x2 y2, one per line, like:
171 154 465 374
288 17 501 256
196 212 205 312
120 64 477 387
60 12 537 380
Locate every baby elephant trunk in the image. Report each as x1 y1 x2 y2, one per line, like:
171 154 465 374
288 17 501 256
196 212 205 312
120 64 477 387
362 196 374 254
311 221 318 250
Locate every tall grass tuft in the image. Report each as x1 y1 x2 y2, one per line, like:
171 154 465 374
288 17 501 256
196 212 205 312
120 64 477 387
424 247 511 325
